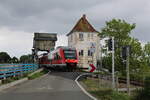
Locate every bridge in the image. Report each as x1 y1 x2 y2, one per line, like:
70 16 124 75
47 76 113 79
32 32 57 63
0 64 93 100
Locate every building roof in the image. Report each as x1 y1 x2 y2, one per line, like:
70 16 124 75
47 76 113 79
34 32 57 41
67 14 98 36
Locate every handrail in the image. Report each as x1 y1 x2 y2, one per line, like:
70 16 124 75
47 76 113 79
0 64 38 79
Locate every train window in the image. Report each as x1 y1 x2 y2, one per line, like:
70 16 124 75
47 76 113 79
54 53 61 60
64 50 76 59
56 53 58 59
57 55 61 60
59 56 62 59
53 54 57 60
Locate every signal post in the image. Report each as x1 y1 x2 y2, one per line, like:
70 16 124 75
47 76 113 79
108 37 115 89
122 45 131 95
112 37 115 89
126 46 130 95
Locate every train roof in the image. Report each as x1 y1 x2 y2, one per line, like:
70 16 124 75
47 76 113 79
56 46 76 50
38 53 48 58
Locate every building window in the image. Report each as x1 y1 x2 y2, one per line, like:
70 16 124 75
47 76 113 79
91 34 93 39
70 34 73 42
81 50 84 56
79 52 80 56
79 33 84 41
88 50 90 56
88 60 92 64
79 50 84 56
88 33 90 38
88 50 93 56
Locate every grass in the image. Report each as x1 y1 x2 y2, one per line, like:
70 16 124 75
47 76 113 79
1 75 27 84
132 76 150 100
28 69 48 80
82 78 130 100
0 69 49 85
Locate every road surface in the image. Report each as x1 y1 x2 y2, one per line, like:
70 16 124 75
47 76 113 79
0 72 92 100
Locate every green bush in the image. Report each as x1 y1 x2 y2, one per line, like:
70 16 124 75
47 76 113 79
90 89 130 100
83 78 130 100
133 76 150 100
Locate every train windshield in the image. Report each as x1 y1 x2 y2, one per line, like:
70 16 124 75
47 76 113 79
64 50 76 59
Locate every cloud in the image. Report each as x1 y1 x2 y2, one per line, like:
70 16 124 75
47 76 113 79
0 28 68 58
0 0 150 57
0 28 33 57
83 0 150 43
0 0 104 32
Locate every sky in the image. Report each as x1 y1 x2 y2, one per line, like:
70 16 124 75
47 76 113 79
0 0 150 58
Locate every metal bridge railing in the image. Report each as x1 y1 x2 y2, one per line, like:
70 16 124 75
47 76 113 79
0 64 38 79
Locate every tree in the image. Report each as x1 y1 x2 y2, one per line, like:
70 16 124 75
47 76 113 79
144 42 150 56
11 56 19 63
136 42 150 80
0 52 11 63
143 42 150 65
20 54 33 63
130 38 142 58
99 19 138 73
99 19 135 47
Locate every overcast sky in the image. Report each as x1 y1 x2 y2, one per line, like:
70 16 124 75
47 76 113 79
0 0 150 58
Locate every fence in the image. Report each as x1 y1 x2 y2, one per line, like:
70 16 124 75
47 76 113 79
0 64 38 80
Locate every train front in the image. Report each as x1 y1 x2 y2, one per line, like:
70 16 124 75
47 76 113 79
63 48 78 70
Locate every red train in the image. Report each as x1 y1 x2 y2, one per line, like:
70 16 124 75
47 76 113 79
39 46 78 71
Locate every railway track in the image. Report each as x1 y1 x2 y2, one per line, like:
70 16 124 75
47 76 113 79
118 78 144 86
87 74 144 87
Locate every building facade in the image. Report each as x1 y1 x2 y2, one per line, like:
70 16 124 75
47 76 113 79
67 15 101 68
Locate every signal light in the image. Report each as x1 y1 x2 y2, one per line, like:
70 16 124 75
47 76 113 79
121 46 131 60
108 38 112 51
122 46 127 60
